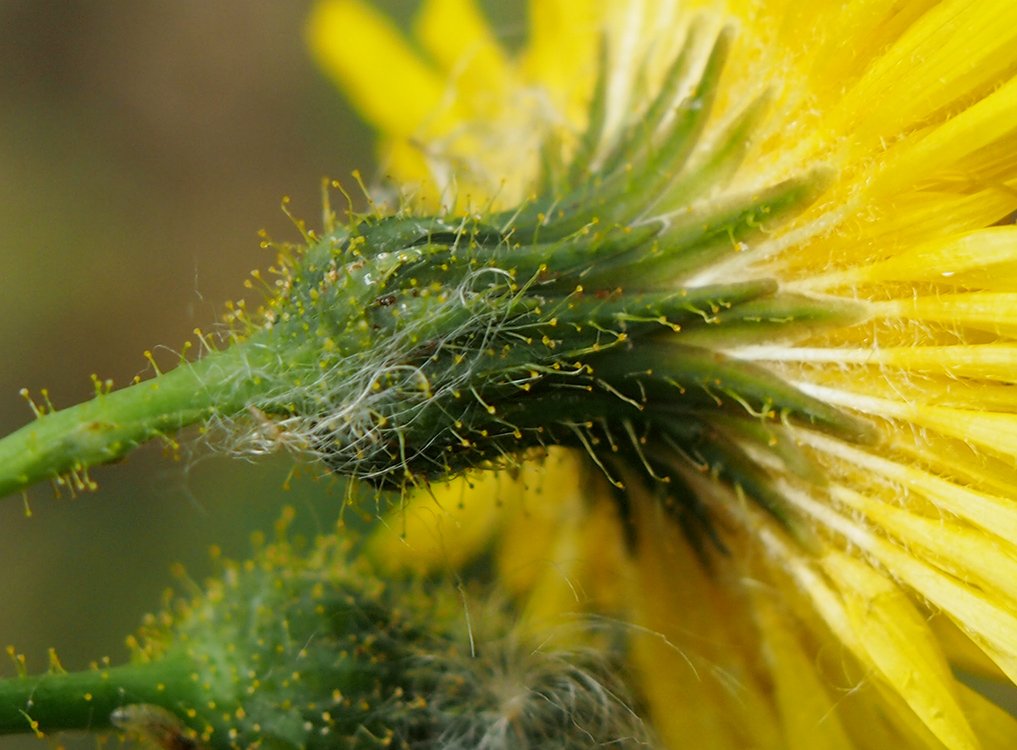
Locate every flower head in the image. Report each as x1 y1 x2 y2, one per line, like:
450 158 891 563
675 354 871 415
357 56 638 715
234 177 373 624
309 1 1017 747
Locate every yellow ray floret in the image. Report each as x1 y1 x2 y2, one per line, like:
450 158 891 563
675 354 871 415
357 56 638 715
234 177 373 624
307 0 451 137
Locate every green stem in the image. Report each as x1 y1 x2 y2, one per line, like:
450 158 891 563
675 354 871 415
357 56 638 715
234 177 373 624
0 340 272 499
0 657 195 736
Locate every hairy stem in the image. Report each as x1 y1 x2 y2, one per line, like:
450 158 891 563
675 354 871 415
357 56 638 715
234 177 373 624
0 657 195 736
0 339 281 498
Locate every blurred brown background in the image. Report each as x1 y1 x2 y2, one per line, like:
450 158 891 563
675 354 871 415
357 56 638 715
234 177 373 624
0 2 416 748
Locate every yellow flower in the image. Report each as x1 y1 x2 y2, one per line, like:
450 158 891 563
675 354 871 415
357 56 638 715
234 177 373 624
309 1 1017 748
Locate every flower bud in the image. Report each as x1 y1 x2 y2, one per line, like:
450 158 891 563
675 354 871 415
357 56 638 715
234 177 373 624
0 528 651 749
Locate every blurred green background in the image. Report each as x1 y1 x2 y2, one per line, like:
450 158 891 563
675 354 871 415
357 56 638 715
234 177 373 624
0 1 413 747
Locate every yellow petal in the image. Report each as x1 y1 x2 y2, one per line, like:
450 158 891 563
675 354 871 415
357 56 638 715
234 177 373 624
752 591 854 750
798 432 1017 545
376 135 439 203
791 486 1017 685
629 628 741 750
307 0 450 136
796 383 1017 465
957 681 1017 748
365 470 521 574
832 485 1017 613
495 449 584 595
850 228 1017 291
862 345 1017 383
630 498 782 749
522 0 602 121
876 292 1017 338
780 191 1017 282
877 543 1017 687
734 343 1017 384
414 0 510 91
502 465 630 631
932 615 1008 683
833 0 1017 146
876 73 1017 195
823 551 978 750
746 518 948 749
